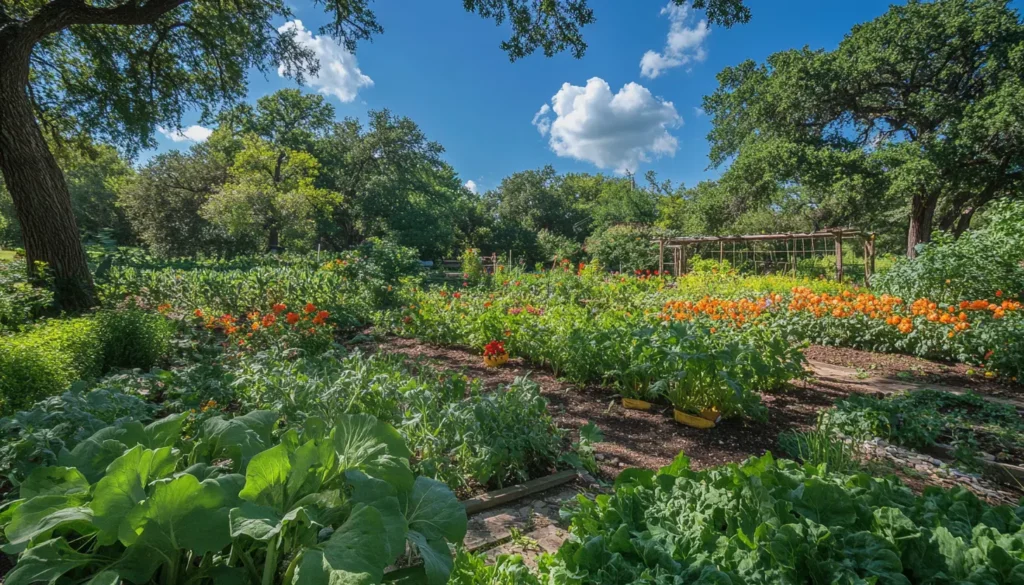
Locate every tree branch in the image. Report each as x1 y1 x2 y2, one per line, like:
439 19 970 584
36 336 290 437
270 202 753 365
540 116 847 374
24 0 191 43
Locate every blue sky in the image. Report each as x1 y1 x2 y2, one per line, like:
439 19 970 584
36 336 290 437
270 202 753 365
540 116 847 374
153 0 905 193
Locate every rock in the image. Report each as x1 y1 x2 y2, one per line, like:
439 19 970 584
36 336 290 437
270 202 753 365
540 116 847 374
595 454 605 461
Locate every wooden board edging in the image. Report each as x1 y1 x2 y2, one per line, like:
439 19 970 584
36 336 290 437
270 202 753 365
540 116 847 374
462 469 579 515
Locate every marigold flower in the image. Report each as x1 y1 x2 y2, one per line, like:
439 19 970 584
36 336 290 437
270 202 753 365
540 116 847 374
194 309 204 318
262 314 276 327
272 303 287 314
286 312 300 325
304 303 317 314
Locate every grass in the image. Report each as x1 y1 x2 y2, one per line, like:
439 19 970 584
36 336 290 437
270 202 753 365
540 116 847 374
0 250 15 261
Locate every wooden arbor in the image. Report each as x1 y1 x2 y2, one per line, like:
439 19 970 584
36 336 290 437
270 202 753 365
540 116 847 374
655 228 877 284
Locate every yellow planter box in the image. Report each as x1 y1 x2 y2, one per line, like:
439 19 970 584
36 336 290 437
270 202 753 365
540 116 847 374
483 353 509 367
621 398 653 411
699 407 721 423
674 409 715 429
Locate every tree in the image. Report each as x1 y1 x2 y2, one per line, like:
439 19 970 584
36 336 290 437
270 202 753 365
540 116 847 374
704 0 1024 257
117 140 234 257
201 135 331 251
0 0 749 309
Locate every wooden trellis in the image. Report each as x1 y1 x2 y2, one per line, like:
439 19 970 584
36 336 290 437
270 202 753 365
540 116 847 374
655 228 876 285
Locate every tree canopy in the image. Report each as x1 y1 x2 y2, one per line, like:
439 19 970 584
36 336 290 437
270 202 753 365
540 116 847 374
703 0 1024 257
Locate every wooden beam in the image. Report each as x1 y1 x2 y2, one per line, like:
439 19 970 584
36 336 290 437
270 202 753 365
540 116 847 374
463 470 579 515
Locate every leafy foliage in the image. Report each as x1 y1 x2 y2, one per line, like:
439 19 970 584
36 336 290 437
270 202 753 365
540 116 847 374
541 452 1024 584
0 411 467 585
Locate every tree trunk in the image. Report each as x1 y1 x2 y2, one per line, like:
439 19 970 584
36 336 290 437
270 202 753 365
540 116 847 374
0 46 96 310
906 191 939 258
952 206 975 238
267 226 280 252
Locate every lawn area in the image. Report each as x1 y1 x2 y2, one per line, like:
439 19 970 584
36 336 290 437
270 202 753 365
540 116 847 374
0 250 14 261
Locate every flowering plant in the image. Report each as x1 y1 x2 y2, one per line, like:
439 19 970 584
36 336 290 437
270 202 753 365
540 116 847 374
195 302 335 354
483 340 507 357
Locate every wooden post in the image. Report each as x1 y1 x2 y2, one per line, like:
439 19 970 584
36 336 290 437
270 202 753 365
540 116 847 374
719 240 724 265
835 233 844 282
658 239 665 275
681 245 689 275
864 234 876 286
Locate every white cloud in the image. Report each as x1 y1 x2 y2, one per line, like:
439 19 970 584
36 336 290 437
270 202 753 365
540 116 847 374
531 77 681 173
278 20 373 103
158 125 213 142
693 106 705 116
640 2 710 79
464 180 478 194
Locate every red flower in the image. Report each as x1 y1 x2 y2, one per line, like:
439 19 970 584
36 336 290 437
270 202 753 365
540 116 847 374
262 314 276 327
483 340 507 357
304 303 317 314
272 303 287 314
286 312 300 325
194 309 204 318
454 292 461 299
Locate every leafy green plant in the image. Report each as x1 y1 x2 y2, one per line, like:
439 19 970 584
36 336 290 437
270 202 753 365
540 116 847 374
0 318 101 414
541 451 1024 584
778 414 859 474
460 247 487 285
94 307 173 371
450 548 541 585
0 412 467 585
559 422 604 475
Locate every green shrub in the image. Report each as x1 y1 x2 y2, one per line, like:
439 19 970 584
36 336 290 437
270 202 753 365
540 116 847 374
584 224 666 273
0 310 172 414
94 308 173 371
0 318 101 414
0 259 54 331
874 199 1024 303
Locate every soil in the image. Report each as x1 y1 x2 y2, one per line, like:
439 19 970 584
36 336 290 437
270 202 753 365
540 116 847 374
804 344 1024 402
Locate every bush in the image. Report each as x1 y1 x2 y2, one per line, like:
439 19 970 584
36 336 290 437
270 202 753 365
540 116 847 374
94 308 173 371
0 259 54 331
584 224 666 273
0 318 101 414
874 199 1024 303
0 310 172 414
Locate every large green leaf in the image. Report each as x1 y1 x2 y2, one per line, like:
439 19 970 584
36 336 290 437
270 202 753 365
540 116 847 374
346 470 407 559
401 476 466 585
4 538 95 585
2 498 94 555
114 475 233 583
19 467 90 500
291 504 393 585
194 410 279 468
89 446 178 545
333 414 413 491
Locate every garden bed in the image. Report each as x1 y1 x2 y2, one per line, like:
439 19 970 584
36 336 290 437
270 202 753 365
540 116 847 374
374 336 847 473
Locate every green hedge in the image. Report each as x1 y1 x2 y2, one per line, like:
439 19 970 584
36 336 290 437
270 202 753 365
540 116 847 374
0 310 172 414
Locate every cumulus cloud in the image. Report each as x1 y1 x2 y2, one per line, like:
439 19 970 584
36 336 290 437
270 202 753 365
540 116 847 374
278 20 373 103
640 2 710 79
464 180 478 194
158 125 213 142
531 77 681 173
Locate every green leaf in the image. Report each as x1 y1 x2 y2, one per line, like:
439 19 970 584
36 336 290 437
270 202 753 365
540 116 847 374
4 538 95 585
292 504 392 585
346 470 407 559
406 531 454 585
89 445 177 545
401 476 466 585
2 498 94 555
142 413 185 447
658 452 691 477
333 414 413 490
19 467 90 500
229 501 285 542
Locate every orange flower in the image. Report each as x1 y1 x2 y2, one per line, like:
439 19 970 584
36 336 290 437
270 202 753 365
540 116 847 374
272 303 287 314
286 312 300 325
996 290 1003 297
251 322 260 331
317 310 329 320
304 303 317 314
194 309 204 318
262 314 276 327
157 303 172 313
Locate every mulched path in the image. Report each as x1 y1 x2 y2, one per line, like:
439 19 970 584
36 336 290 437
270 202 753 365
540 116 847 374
804 345 1024 401
368 336 852 477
